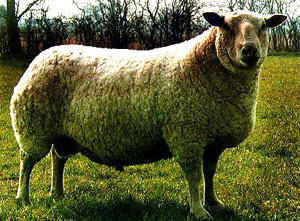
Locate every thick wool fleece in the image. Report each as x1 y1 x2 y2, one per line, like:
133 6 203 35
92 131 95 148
10 27 259 169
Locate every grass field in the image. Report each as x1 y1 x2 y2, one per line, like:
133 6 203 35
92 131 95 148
0 53 299 220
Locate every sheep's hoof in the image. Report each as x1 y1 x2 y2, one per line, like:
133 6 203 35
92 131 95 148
114 165 124 172
50 191 63 201
16 196 30 207
190 207 213 220
204 197 225 210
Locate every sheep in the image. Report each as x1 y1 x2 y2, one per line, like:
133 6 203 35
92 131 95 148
10 11 286 219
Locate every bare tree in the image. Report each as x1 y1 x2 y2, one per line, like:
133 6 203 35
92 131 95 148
159 0 202 45
225 0 269 12
72 14 98 46
22 8 70 55
133 0 204 48
96 0 135 48
72 0 136 48
7 0 22 54
36 9 68 49
6 0 43 54
0 5 8 54
132 0 162 49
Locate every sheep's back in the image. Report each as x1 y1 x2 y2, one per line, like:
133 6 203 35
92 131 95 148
11 45 178 164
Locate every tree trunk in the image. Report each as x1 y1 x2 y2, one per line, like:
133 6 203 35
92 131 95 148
7 0 22 54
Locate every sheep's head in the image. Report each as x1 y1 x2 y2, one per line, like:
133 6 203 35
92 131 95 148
203 11 286 73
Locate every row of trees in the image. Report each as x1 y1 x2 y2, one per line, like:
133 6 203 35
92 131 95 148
0 0 299 55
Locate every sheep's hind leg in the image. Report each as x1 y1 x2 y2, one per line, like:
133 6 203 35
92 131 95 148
203 147 225 209
50 147 67 199
16 149 42 205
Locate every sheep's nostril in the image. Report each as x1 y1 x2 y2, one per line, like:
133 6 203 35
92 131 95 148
241 45 258 57
241 44 259 67
242 56 259 66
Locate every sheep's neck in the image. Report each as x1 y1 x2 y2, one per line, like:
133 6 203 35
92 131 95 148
186 28 259 115
189 29 258 98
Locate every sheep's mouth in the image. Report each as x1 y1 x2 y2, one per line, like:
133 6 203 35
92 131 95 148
240 55 260 68
229 56 258 71
226 50 261 71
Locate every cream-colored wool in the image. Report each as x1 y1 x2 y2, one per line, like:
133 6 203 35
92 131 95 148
11 11 286 219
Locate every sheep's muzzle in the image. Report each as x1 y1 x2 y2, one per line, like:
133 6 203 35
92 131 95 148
240 42 260 67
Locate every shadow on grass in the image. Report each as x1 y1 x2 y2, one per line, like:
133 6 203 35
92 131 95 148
37 193 251 221
0 55 32 67
267 51 299 57
207 206 255 221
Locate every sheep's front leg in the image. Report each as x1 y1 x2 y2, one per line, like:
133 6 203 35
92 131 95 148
16 150 38 205
175 144 213 220
203 147 225 208
50 148 67 199
184 169 212 220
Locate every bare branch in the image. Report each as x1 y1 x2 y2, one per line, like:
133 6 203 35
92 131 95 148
17 0 44 21
16 0 20 15
72 0 85 12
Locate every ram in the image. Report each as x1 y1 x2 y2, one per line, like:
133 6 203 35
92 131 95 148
11 11 286 219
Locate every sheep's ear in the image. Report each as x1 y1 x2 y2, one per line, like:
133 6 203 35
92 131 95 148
265 14 287 27
203 12 225 27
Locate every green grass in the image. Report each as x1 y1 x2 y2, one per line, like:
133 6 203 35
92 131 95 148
0 54 299 220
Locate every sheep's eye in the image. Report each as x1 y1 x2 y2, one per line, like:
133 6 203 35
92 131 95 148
261 23 266 29
223 23 234 33
223 23 230 29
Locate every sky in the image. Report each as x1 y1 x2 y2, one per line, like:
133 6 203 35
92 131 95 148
0 0 97 17
0 0 221 17
0 0 299 18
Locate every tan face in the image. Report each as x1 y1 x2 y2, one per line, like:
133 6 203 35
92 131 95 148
223 12 269 69
203 11 287 72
